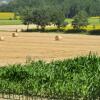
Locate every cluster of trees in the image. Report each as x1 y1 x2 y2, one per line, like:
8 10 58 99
0 0 100 17
21 7 89 31
72 10 88 29
0 0 91 30
21 6 65 30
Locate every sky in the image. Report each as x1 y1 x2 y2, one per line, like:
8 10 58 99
0 0 10 3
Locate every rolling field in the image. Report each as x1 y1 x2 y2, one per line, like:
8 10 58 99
0 12 99 25
0 31 100 65
0 18 100 25
65 17 100 25
0 12 22 25
0 12 15 20
0 20 22 25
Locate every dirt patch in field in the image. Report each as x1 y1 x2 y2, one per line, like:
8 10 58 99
0 30 100 66
0 25 34 31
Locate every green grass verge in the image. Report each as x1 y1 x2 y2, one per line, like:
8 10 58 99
88 18 100 25
0 17 100 25
65 18 73 23
0 53 100 99
0 20 22 25
65 18 100 25
0 12 15 20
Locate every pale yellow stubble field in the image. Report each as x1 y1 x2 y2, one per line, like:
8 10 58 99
0 31 100 65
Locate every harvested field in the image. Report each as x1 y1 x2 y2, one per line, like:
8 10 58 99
0 25 30 31
0 31 100 65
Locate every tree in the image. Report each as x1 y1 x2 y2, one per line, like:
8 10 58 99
72 10 88 29
32 7 51 31
1 0 100 17
20 7 33 31
51 7 65 29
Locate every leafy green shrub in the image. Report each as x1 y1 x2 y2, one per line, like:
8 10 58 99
65 29 87 33
22 29 39 32
1 64 31 82
44 28 64 32
22 28 64 32
89 29 100 35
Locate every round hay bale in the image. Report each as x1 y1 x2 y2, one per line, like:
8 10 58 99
12 33 18 37
0 36 4 41
21 28 24 32
16 29 21 32
55 35 62 41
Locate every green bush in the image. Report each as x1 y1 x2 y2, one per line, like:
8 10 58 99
1 65 31 82
0 54 100 99
65 29 87 33
22 28 64 32
89 29 100 35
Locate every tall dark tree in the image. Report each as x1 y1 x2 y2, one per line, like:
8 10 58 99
1 0 100 17
20 7 33 31
32 7 51 31
72 10 88 29
51 7 65 29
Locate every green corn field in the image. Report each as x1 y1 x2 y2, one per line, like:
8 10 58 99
0 53 100 99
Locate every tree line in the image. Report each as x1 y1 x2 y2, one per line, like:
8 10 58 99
20 6 66 31
0 0 100 17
